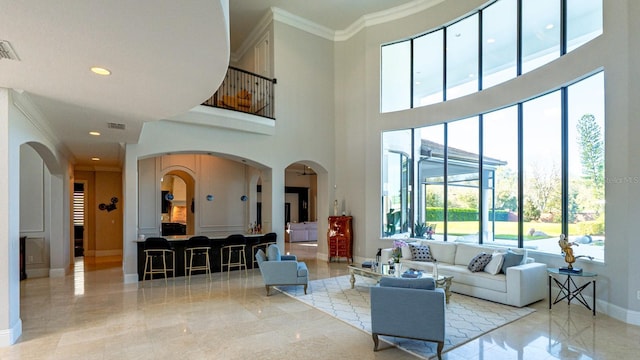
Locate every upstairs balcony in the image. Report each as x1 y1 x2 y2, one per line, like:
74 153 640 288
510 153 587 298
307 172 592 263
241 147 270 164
202 66 276 120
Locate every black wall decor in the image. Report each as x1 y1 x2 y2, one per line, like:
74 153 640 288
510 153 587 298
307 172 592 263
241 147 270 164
99 197 118 212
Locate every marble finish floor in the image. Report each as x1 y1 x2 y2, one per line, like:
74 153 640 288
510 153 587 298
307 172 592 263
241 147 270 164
2 242 639 359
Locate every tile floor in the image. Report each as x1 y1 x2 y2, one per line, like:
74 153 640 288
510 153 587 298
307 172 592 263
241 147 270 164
2 242 639 359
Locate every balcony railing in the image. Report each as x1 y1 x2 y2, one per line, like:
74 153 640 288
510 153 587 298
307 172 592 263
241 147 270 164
202 66 276 119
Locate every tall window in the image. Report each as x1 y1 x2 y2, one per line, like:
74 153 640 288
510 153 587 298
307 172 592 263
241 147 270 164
446 118 480 239
380 0 602 111
567 72 605 260
523 92 563 248
521 0 560 74
482 0 517 89
567 0 603 52
382 130 412 236
414 30 444 107
417 124 445 236
381 71 605 261
446 15 478 100
381 42 411 112
483 106 519 246
73 183 85 226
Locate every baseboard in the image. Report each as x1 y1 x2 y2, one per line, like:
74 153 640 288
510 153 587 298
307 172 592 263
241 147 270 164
94 250 123 257
604 301 640 326
549 282 640 325
49 268 67 277
124 273 139 284
26 268 50 278
627 308 640 326
0 318 22 347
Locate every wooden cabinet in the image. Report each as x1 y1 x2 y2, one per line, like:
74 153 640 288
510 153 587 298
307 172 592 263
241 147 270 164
327 216 353 263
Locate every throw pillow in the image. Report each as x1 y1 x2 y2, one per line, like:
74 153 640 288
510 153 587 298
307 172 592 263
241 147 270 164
401 243 413 260
484 252 505 275
409 243 435 262
507 248 528 264
501 250 524 273
468 252 493 272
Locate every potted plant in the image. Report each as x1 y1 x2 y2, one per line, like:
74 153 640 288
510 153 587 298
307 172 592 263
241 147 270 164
414 222 427 238
390 240 407 263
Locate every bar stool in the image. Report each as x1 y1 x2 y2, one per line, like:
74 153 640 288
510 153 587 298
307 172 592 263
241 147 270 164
184 236 212 282
143 237 175 284
220 234 247 277
251 232 277 268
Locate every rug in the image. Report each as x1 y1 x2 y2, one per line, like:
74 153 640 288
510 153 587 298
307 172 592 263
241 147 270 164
277 275 535 359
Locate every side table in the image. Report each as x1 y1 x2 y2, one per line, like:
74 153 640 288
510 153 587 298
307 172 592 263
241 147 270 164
547 268 597 316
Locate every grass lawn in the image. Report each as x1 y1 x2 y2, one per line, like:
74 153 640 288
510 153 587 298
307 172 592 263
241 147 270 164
429 221 590 239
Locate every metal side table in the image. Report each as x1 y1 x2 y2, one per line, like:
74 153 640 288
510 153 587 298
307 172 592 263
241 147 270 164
547 268 597 316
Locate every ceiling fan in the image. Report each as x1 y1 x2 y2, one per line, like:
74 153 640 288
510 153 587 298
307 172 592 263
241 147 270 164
298 164 316 176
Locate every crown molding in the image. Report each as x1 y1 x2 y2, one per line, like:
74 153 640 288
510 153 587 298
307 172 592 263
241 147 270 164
271 7 335 41
335 0 444 41
231 0 444 61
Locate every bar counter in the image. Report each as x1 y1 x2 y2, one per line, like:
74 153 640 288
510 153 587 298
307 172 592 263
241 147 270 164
136 234 267 281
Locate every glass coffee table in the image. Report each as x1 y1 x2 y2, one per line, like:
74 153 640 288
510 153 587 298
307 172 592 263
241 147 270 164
347 264 454 303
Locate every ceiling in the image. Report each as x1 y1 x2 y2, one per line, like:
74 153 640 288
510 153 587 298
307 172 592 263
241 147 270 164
1 0 417 169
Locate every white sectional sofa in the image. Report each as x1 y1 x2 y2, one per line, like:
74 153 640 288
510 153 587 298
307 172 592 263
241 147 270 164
287 222 318 242
381 239 547 307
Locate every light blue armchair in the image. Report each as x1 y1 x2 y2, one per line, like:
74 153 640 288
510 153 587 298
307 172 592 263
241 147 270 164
255 244 309 295
370 277 445 359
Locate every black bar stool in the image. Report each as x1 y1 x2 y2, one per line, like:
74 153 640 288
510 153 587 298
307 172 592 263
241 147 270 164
184 236 212 282
220 234 247 277
143 237 175 284
251 232 277 268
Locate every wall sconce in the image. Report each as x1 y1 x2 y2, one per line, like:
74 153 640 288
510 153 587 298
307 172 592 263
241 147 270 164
206 194 214 201
240 195 248 202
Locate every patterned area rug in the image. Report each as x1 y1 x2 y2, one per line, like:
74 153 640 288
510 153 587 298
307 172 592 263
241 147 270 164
277 275 535 359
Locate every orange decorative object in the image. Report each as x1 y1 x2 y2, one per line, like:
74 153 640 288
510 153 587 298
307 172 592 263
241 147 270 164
327 216 353 263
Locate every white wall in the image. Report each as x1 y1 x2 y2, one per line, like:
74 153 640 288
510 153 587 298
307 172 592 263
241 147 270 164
138 154 251 238
333 0 640 323
123 15 337 282
19 145 50 278
1 89 69 346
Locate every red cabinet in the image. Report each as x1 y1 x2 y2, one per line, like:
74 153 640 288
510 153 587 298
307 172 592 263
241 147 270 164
327 216 353 263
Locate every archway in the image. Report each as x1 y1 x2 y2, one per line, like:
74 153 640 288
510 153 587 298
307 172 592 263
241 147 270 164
284 161 320 259
160 170 195 236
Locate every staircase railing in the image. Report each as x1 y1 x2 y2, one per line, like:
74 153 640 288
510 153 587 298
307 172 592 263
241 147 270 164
202 66 276 119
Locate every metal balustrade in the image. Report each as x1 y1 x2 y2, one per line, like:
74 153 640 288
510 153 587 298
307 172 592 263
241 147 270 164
202 66 276 119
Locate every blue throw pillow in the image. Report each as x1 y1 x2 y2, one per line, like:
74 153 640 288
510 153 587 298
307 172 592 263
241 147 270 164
380 277 435 290
501 250 524 274
267 244 281 261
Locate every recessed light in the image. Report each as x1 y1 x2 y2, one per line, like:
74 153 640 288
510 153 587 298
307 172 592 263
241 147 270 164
545 23 554 30
487 38 496 44
89 131 101 136
90 67 111 76
91 157 100 161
